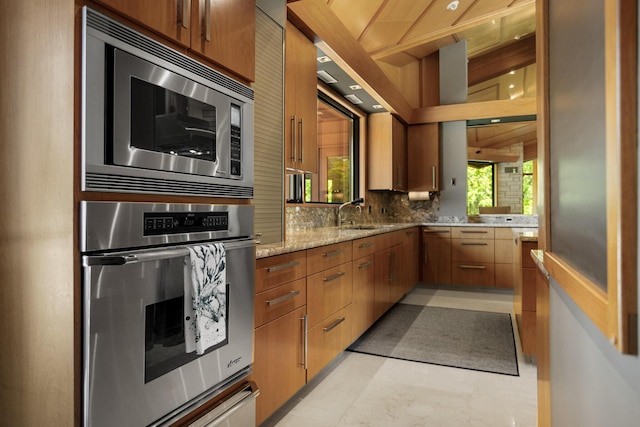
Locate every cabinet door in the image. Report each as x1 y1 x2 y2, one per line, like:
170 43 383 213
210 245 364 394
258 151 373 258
284 22 317 172
389 243 405 304
408 123 439 191
392 117 407 191
190 0 255 81
93 0 191 46
374 249 393 319
254 306 307 425
352 255 376 338
421 227 452 284
402 228 419 294
368 113 406 191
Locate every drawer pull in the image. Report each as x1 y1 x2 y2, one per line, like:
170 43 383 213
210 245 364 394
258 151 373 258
323 316 346 332
358 242 374 249
423 230 450 234
461 242 488 246
461 230 488 234
358 260 374 269
266 260 300 273
459 265 486 270
323 272 346 282
323 249 345 258
266 290 301 306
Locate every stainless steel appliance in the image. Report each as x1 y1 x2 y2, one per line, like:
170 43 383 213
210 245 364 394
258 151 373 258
81 201 255 427
81 7 254 198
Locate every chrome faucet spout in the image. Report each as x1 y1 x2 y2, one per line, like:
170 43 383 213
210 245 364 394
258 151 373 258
337 198 364 227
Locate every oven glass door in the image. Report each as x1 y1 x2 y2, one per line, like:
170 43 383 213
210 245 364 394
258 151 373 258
83 240 254 427
111 48 233 178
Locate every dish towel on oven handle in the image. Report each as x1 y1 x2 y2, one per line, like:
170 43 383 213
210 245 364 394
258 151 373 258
184 243 227 355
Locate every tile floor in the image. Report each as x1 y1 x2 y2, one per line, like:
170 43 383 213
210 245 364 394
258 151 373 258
263 283 538 427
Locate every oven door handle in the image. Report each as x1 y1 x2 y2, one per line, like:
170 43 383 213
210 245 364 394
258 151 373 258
83 240 254 266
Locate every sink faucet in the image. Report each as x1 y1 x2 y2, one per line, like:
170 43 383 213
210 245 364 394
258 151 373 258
337 198 364 227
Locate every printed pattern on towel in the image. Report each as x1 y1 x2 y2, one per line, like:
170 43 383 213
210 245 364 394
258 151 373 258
184 243 228 355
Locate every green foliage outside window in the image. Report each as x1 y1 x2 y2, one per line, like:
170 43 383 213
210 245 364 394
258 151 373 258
467 163 494 215
522 160 534 215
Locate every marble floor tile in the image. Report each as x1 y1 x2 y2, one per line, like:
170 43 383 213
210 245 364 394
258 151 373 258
269 284 538 427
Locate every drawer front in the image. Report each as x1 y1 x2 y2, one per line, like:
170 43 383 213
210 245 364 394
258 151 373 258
452 227 494 239
422 226 452 238
255 251 307 293
254 278 307 328
306 241 353 275
494 227 513 240
352 236 379 260
452 262 495 287
306 304 352 380
451 239 494 262
307 262 353 328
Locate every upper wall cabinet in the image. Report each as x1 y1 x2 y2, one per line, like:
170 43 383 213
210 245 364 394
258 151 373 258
407 123 440 192
284 22 318 173
368 113 406 192
91 0 255 82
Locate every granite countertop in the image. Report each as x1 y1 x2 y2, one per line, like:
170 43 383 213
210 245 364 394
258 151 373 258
256 221 539 259
256 223 417 259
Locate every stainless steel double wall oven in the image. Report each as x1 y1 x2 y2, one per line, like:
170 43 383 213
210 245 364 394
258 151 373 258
81 202 255 426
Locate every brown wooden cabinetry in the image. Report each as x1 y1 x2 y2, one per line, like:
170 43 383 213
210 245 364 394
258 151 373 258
408 123 440 191
253 251 307 426
368 113 407 191
91 0 255 81
451 227 495 286
494 228 514 288
421 226 452 284
284 21 318 173
514 237 538 355
254 228 422 423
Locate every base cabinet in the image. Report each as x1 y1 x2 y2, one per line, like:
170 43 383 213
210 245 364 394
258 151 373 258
514 238 538 355
254 228 420 424
253 306 307 425
421 226 452 284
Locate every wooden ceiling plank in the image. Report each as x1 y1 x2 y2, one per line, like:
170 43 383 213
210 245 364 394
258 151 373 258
370 0 534 61
327 0 387 41
468 33 536 86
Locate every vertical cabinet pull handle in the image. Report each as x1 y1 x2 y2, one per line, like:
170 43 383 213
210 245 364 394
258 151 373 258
424 242 429 265
298 118 304 163
180 0 190 29
291 115 297 163
204 0 212 42
432 166 437 189
300 315 307 368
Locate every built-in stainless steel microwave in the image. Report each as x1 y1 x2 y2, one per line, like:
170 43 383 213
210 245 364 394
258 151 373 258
81 7 254 198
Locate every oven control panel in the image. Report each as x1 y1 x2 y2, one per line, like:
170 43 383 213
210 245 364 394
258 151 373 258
143 211 229 236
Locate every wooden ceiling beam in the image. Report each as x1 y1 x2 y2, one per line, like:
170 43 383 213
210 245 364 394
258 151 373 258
468 34 536 86
287 0 415 121
467 147 520 163
411 97 537 124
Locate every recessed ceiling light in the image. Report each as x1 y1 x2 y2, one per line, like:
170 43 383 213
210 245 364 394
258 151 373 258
446 1 459 11
317 56 332 63
509 84 515 89
372 105 384 109
344 94 363 104
509 70 516 75
317 70 337 84
349 84 362 90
